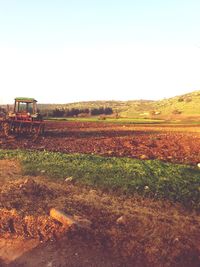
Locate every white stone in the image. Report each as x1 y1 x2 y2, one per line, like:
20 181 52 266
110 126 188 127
65 176 73 182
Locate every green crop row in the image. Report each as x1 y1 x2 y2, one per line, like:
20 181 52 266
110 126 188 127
0 149 199 210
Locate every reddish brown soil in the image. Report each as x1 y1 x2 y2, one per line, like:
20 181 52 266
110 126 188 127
1 121 200 165
0 160 200 267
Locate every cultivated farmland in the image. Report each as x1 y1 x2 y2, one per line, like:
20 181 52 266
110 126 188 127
0 121 200 267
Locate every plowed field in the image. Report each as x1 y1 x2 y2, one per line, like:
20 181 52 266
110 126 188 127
1 121 200 165
1 122 200 266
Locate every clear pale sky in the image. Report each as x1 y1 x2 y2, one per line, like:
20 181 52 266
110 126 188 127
0 0 200 104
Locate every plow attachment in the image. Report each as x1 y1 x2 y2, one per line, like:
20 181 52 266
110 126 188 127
0 119 45 138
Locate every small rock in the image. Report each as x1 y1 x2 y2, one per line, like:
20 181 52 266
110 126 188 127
20 178 36 189
50 208 75 227
65 176 73 182
140 155 148 160
116 216 126 225
50 209 92 230
24 178 35 185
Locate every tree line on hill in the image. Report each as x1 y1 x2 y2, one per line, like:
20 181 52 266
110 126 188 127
0 106 113 118
50 107 113 117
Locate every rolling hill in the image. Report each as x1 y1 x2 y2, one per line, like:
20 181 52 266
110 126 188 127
37 90 200 120
1 90 199 120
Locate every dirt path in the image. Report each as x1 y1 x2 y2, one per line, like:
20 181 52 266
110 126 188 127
1 237 124 267
0 160 200 267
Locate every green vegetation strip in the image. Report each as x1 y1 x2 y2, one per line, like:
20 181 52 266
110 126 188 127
47 117 165 124
0 149 199 210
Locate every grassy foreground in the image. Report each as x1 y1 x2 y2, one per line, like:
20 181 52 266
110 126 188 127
0 149 199 210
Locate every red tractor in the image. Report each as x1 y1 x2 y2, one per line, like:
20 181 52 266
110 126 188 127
0 97 44 137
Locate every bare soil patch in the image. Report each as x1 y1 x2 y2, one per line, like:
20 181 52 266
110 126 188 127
0 160 200 267
0 160 21 186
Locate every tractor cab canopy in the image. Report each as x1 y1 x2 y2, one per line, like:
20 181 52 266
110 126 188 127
14 97 38 114
15 97 37 103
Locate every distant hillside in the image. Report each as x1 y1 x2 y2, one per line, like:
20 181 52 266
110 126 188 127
38 99 155 116
37 90 200 119
154 90 200 115
1 91 199 120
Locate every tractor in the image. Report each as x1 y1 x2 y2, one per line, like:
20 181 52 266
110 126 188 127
0 97 44 137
